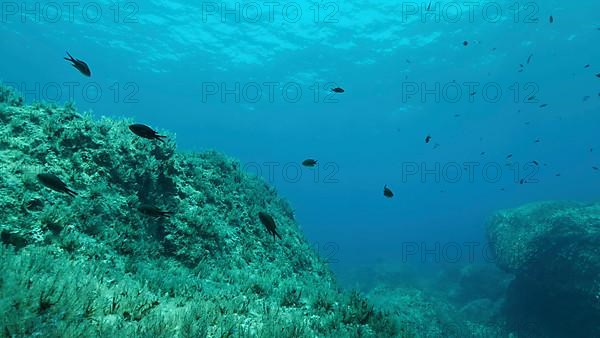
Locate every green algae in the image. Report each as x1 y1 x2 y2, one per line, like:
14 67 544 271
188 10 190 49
0 83 399 337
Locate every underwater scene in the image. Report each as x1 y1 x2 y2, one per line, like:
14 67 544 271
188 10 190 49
0 0 599 337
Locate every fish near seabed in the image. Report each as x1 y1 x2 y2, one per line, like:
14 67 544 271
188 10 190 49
37 173 78 197
64 52 91 77
129 124 167 142
139 205 173 217
258 211 282 240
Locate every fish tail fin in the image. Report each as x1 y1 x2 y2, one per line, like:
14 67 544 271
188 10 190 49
65 188 78 197
65 51 74 61
156 135 167 143
275 230 282 240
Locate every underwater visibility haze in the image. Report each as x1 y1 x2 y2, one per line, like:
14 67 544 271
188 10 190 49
0 0 599 337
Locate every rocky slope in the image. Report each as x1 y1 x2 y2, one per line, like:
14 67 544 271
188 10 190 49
0 84 397 337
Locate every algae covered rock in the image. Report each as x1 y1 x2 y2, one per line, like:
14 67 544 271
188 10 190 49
0 84 398 337
486 201 600 337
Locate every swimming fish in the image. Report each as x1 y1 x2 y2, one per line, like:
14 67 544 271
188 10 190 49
302 159 318 167
506 154 513 159
463 41 468 46
549 15 553 23
527 54 533 64
64 52 91 77
129 124 167 142
331 87 345 93
258 211 281 240
37 173 78 197
139 205 173 217
593 166 599 171
383 185 394 198
425 135 432 143
539 104 548 108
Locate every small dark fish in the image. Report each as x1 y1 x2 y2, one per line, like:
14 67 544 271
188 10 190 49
454 114 461 117
549 15 553 23
139 205 173 217
518 69 524 73
258 211 281 240
534 139 540 143
520 178 526 184
491 47 497 51
463 41 468 46
519 64 524 68
425 135 432 143
331 87 345 93
37 173 78 197
427 1 431 10
528 96 535 101
64 51 91 77
596 73 600 78
470 92 476 96
539 104 548 108
531 160 539 166
129 124 167 142
555 173 561 177
302 159 317 167
584 64 590 68
527 54 533 64
593 166 599 171
525 121 531 125
383 185 394 198
506 154 513 159
480 151 485 155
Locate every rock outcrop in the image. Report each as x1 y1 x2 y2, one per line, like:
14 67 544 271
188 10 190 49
487 201 600 337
